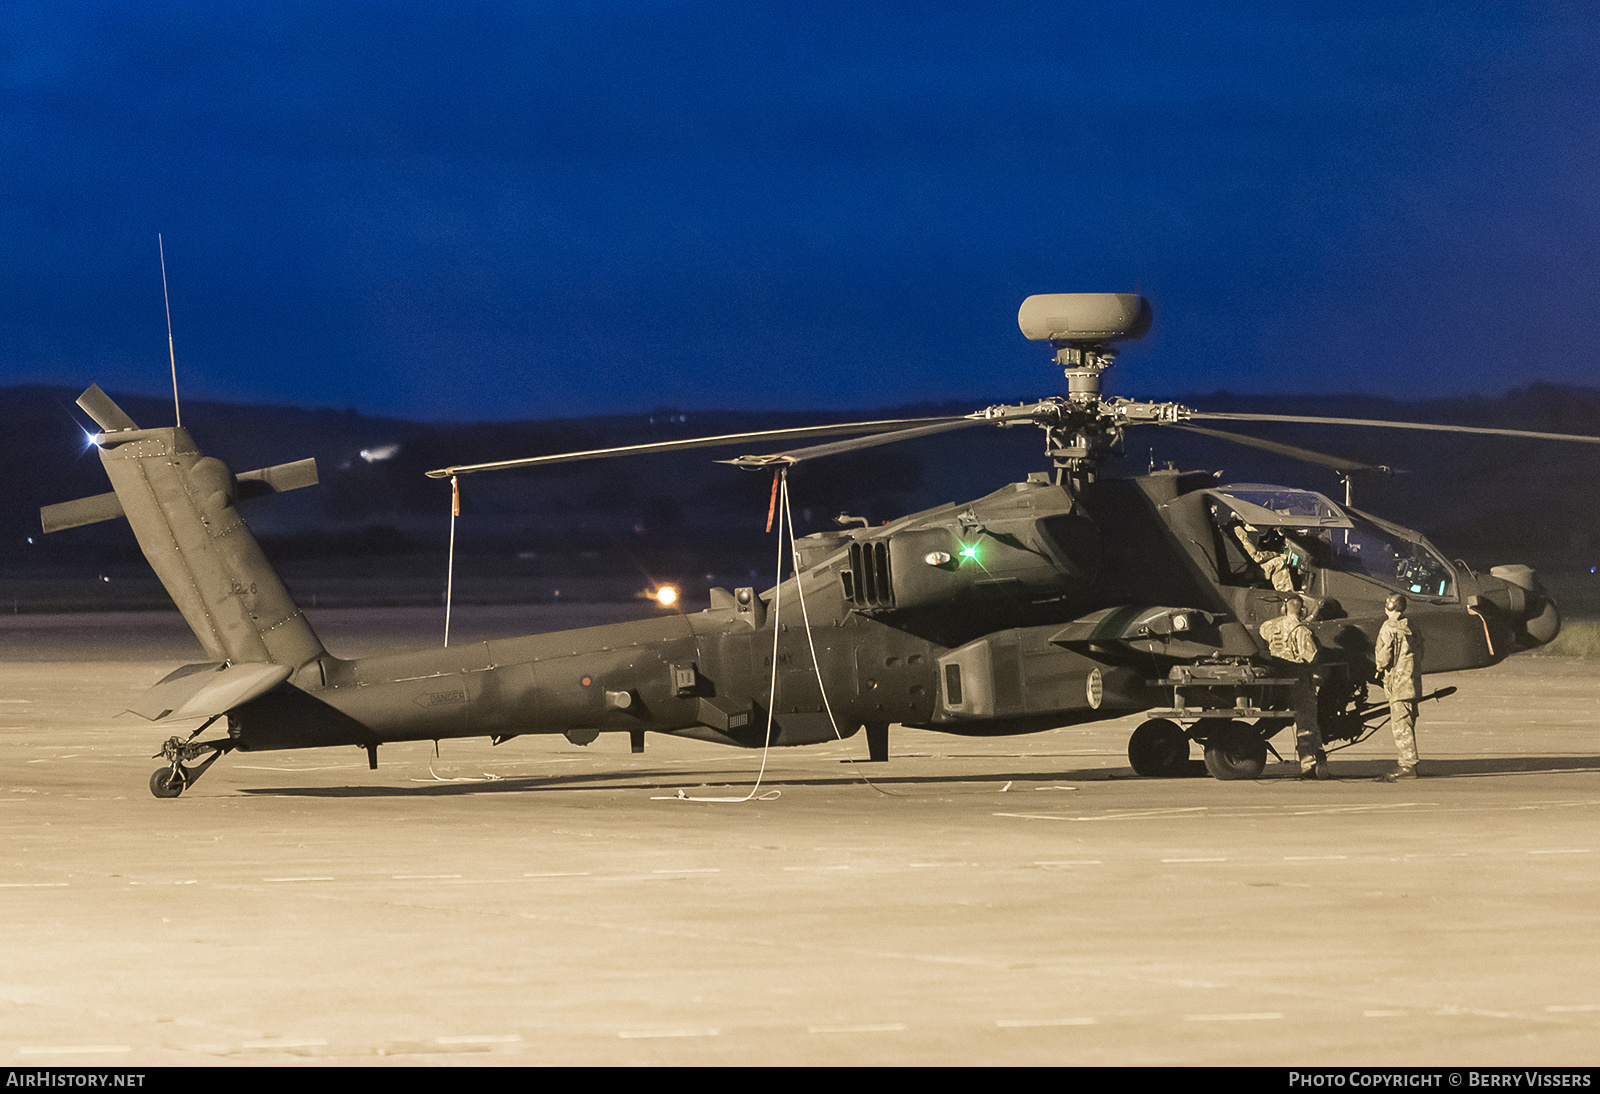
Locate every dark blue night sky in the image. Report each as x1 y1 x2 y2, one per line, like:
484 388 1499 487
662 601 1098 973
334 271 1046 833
4 1 1598 422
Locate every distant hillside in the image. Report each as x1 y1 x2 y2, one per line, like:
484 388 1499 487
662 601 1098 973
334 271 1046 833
7 383 1600 610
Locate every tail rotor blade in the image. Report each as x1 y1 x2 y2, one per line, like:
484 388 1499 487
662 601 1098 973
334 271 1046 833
76 384 139 432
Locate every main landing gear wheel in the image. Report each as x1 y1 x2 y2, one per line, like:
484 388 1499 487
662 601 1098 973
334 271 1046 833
149 767 187 799
1128 718 1191 776
1200 720 1268 781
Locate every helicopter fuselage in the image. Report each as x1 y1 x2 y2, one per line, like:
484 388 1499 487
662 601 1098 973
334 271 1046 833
223 470 1553 762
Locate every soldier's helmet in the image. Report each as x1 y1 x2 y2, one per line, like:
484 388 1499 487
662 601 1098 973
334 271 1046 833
1385 594 1407 614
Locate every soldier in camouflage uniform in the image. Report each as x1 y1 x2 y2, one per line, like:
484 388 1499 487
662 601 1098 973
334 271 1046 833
1232 521 1298 593
1373 593 1423 781
1259 594 1327 779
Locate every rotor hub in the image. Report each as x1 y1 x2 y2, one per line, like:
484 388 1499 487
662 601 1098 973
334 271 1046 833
1016 293 1153 487
1055 345 1119 404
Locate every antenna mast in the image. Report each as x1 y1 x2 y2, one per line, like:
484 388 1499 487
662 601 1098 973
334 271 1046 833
159 234 180 427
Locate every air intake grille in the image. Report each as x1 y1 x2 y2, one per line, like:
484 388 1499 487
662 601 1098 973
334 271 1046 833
845 541 894 608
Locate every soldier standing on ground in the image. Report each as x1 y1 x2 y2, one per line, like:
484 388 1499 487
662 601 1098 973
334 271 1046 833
1259 594 1327 780
1373 593 1423 781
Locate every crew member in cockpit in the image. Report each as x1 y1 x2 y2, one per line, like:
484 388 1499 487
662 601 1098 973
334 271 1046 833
1230 520 1300 593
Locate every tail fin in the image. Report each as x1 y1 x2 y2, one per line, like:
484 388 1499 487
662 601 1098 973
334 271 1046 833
42 384 326 669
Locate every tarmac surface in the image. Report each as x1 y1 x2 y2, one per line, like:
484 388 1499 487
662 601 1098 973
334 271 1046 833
2 605 1599 1066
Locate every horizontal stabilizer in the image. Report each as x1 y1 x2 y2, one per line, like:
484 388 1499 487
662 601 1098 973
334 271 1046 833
40 491 125 534
41 459 318 534
237 458 319 498
128 661 294 722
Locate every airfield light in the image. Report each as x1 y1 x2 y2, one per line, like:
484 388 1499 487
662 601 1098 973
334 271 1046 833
359 443 401 463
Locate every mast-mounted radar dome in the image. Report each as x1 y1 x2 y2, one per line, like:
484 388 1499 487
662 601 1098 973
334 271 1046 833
1017 293 1153 415
1017 293 1152 346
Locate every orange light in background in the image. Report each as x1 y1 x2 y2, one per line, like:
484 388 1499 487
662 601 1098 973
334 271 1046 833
653 585 679 608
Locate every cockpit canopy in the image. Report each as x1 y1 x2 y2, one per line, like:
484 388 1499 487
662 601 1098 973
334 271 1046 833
1207 484 1456 600
1209 484 1351 530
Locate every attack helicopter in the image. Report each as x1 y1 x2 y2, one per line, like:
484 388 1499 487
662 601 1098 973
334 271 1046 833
41 293 1596 797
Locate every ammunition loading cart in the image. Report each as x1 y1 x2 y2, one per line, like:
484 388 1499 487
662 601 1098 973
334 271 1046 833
1129 660 1455 779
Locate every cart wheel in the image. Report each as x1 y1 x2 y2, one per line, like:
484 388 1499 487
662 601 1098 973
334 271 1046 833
1128 718 1190 776
1202 722 1267 780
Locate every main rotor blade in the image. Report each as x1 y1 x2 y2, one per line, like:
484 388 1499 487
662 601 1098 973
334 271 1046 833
1162 423 1392 474
1189 411 1600 446
719 418 986 468
424 415 973 478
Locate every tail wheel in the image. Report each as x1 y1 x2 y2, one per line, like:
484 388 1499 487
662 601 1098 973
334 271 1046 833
149 767 186 799
1128 718 1190 776
1201 721 1268 781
